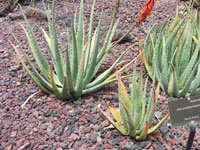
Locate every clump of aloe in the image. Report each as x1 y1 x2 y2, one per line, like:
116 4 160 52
10 0 136 100
141 7 200 98
101 67 169 140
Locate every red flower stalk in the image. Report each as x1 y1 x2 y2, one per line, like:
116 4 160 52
136 0 156 26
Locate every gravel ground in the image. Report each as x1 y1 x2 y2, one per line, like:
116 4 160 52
0 0 200 149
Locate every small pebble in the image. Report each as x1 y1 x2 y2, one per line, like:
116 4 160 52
140 141 148 148
160 126 168 134
112 137 120 145
99 145 105 150
91 133 99 143
124 142 134 150
71 109 81 116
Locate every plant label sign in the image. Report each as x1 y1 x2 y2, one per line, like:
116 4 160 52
168 96 200 127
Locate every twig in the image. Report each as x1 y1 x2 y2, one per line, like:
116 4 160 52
111 23 137 49
21 90 39 109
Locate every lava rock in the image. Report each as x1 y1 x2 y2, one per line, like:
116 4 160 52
73 98 84 105
124 142 134 150
91 132 99 143
160 126 168 134
70 133 79 140
155 141 165 150
9 71 16 77
140 141 148 148
99 145 105 150
0 0 13 17
87 115 98 124
169 134 174 139
71 109 81 116
103 138 108 144
112 137 120 145
56 127 64 136
61 122 67 127
8 6 47 21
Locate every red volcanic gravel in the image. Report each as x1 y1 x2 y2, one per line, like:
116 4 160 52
0 0 199 149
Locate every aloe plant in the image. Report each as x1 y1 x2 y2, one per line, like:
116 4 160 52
101 68 169 140
10 0 136 100
141 8 200 98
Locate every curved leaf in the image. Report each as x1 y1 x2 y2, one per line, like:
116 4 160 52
148 113 169 134
49 65 63 99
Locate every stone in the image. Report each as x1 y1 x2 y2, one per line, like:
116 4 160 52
48 102 57 110
99 145 105 150
154 111 162 119
8 6 47 21
101 120 110 127
0 146 4 150
24 6 47 21
67 142 73 149
71 109 81 116
155 141 165 150
56 127 64 136
10 131 17 138
61 121 67 127
160 96 167 101
197 139 200 145
6 145 12 150
160 126 168 134
33 127 38 132
124 142 134 150
91 132 99 143
97 136 103 143
10 65 21 71
70 133 79 141
55 12 74 27
112 137 120 145
0 0 13 17
38 145 48 149
47 122 54 133
92 124 99 131
140 141 148 148
87 115 97 124
180 0 200 8
195 145 200 150
33 111 39 118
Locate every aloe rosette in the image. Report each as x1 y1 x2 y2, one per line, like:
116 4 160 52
10 0 136 100
101 68 169 140
141 8 200 98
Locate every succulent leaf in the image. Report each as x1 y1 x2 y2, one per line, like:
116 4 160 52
136 122 149 141
62 76 72 99
109 106 123 126
168 70 180 98
116 73 130 109
71 16 79 85
77 0 84 63
123 104 136 137
10 41 52 94
148 113 169 134
49 66 63 99
141 51 153 79
100 109 128 135
74 40 89 98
